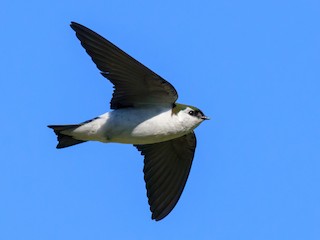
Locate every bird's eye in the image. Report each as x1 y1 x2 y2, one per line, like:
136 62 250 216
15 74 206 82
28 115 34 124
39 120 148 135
188 110 195 116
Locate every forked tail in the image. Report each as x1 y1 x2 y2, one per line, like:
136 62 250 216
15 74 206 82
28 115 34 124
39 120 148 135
47 124 87 149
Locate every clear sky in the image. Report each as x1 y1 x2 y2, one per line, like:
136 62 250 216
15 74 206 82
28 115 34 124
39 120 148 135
1 0 319 239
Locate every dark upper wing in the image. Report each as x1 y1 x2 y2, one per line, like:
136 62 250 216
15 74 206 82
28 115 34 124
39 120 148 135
70 22 178 109
135 132 196 221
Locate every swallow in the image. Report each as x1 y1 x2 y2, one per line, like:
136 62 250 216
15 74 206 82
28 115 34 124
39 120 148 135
48 22 209 221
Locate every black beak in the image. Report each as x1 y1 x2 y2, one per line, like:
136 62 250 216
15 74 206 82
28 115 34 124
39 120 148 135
201 116 210 120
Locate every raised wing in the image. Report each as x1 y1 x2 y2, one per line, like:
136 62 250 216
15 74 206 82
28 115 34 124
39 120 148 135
70 22 178 109
135 132 196 221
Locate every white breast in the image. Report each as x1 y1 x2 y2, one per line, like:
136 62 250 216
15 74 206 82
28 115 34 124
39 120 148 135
72 106 192 144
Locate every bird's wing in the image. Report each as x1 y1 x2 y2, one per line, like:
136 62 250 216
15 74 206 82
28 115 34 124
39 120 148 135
70 22 178 109
135 132 196 221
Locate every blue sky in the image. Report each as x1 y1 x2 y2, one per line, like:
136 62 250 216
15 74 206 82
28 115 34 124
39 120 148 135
1 0 319 239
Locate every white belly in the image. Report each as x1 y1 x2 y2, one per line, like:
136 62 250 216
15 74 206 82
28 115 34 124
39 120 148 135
70 106 190 144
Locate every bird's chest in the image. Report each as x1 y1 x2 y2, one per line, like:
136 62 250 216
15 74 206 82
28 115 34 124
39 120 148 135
133 116 183 136
105 110 189 144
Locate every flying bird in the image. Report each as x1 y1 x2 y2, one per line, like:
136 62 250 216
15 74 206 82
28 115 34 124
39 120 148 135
48 22 209 221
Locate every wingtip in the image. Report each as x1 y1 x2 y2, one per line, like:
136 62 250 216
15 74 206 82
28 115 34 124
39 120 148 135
70 21 78 30
152 215 160 221
151 212 167 221
70 21 85 32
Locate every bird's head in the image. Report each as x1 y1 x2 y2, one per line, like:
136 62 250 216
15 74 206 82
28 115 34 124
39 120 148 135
173 103 209 129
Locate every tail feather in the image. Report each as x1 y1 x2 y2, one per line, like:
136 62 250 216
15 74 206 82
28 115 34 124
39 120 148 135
48 124 87 149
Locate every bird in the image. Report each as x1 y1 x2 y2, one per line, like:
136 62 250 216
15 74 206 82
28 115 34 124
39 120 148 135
48 22 209 221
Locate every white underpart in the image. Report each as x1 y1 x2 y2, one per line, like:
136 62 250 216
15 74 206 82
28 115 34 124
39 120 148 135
62 105 202 144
